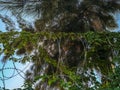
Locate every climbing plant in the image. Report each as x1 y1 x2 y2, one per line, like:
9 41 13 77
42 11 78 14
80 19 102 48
0 31 120 89
0 0 120 90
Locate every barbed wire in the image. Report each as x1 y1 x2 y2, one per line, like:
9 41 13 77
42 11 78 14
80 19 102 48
0 61 31 90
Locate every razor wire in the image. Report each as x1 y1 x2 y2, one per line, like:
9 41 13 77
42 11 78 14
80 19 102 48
0 61 31 90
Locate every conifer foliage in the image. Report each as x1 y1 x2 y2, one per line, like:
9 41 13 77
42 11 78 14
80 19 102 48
0 0 120 90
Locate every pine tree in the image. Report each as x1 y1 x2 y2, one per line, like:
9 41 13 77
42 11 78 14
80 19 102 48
0 0 120 89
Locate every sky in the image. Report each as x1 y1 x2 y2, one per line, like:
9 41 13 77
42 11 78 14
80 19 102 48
0 10 120 89
0 11 32 89
114 12 120 32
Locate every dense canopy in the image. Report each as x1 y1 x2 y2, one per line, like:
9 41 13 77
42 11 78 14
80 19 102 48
0 0 120 90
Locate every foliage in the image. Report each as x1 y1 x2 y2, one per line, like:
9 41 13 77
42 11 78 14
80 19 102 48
0 0 120 90
98 65 120 90
0 31 120 89
0 0 120 32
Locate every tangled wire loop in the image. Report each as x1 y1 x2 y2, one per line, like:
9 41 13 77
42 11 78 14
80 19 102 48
0 61 30 90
